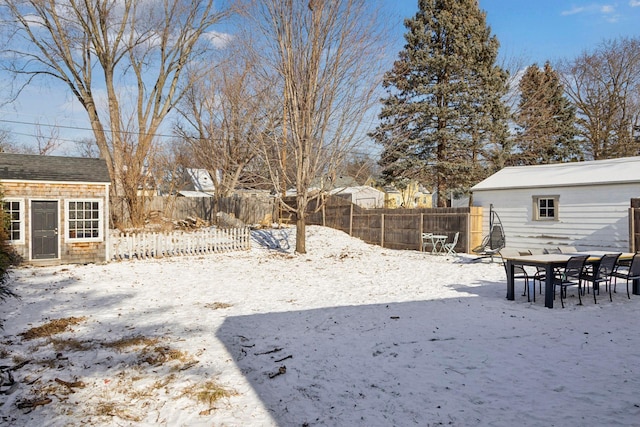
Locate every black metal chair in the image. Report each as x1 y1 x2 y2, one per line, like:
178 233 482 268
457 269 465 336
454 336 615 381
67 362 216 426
553 255 589 308
611 253 640 299
580 253 621 303
500 248 532 301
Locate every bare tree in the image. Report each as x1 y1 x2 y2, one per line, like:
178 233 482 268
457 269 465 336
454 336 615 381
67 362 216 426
243 0 387 253
559 37 640 159
173 42 276 206
1 0 230 227
32 122 63 155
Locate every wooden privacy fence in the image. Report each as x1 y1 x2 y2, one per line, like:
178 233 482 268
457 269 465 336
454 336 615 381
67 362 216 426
302 196 483 253
110 227 251 260
146 194 277 226
631 198 640 253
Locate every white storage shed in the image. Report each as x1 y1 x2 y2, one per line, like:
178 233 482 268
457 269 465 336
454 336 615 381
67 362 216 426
470 156 640 252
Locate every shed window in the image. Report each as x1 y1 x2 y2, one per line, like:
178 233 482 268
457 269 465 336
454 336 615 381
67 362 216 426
2 199 24 242
533 196 558 221
67 200 102 241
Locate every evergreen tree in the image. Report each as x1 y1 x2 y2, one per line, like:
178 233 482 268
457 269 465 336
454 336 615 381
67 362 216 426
371 0 509 206
514 62 579 164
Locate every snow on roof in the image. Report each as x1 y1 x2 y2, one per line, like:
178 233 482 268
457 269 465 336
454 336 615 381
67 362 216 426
177 190 213 197
471 156 640 191
186 168 215 191
329 185 384 195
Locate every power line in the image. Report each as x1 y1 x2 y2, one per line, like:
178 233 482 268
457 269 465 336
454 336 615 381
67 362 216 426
0 118 177 139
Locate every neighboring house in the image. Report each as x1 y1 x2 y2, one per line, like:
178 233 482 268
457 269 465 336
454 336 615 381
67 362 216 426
370 180 432 209
470 156 640 252
330 185 385 209
178 168 216 197
0 153 111 265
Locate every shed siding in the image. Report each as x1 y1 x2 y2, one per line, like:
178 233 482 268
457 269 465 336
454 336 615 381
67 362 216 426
473 183 639 252
2 181 109 265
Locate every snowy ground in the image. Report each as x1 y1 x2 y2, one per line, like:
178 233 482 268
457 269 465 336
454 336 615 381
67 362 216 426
1 225 639 426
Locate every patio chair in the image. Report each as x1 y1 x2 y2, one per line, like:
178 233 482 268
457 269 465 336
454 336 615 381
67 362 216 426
443 232 459 255
500 248 533 301
472 205 505 262
553 255 589 308
473 223 505 262
527 249 546 294
611 253 640 299
580 253 621 303
421 233 433 252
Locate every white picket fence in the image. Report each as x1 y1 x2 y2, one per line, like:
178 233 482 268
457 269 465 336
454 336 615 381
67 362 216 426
110 227 251 260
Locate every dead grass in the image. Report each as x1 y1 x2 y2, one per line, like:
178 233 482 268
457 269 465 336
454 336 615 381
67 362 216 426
183 379 237 409
102 336 160 351
139 345 194 367
204 302 233 310
49 337 93 352
19 317 87 340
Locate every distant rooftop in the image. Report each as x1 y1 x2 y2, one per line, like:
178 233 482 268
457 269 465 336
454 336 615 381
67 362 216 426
472 156 640 191
0 153 110 184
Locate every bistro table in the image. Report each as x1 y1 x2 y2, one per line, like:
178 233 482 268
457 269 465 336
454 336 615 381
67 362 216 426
428 234 449 254
503 252 637 308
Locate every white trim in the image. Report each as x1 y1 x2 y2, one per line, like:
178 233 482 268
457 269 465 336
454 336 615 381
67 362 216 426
65 198 104 243
3 198 25 244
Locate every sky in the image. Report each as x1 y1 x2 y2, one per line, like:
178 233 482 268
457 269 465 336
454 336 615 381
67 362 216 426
1 0 640 155
2 225 640 426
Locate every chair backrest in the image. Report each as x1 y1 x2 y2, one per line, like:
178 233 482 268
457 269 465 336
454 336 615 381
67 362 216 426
528 248 544 255
489 224 505 251
564 255 589 280
597 253 621 277
450 232 459 246
544 248 561 254
629 253 640 276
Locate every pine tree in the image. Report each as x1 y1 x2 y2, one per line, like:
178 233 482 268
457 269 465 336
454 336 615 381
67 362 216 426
371 0 509 206
514 62 579 164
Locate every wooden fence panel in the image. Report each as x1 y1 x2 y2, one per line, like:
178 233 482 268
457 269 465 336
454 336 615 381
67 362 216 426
304 195 482 253
146 195 276 226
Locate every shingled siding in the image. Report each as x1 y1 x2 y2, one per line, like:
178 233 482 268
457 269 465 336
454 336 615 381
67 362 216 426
2 181 109 265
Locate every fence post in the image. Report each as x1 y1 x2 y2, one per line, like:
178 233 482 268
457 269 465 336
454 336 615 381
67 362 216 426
419 213 424 251
381 214 385 248
322 203 326 227
349 204 353 236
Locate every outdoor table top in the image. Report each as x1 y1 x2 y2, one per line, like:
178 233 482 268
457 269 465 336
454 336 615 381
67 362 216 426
502 252 634 264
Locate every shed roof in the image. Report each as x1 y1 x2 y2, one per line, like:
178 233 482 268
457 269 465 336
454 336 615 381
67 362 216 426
471 156 640 191
0 153 110 184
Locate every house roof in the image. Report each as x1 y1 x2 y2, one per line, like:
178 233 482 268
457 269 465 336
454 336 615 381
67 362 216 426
329 185 384 196
177 190 213 198
186 168 215 192
471 156 640 191
0 153 110 184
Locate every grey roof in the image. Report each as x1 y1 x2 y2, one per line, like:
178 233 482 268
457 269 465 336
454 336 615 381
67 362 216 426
0 153 111 184
472 156 640 191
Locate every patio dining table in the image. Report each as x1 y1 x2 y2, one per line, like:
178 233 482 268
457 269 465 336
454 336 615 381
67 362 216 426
427 234 448 254
503 252 637 308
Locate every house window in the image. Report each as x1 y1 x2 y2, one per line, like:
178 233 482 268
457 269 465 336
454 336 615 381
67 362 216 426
533 196 558 221
2 199 24 242
67 200 102 241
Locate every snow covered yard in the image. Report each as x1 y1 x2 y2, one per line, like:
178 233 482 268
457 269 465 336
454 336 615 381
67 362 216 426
1 225 639 426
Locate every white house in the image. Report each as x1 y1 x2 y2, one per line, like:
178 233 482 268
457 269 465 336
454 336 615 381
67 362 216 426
470 156 640 252
330 185 385 209
177 168 216 197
